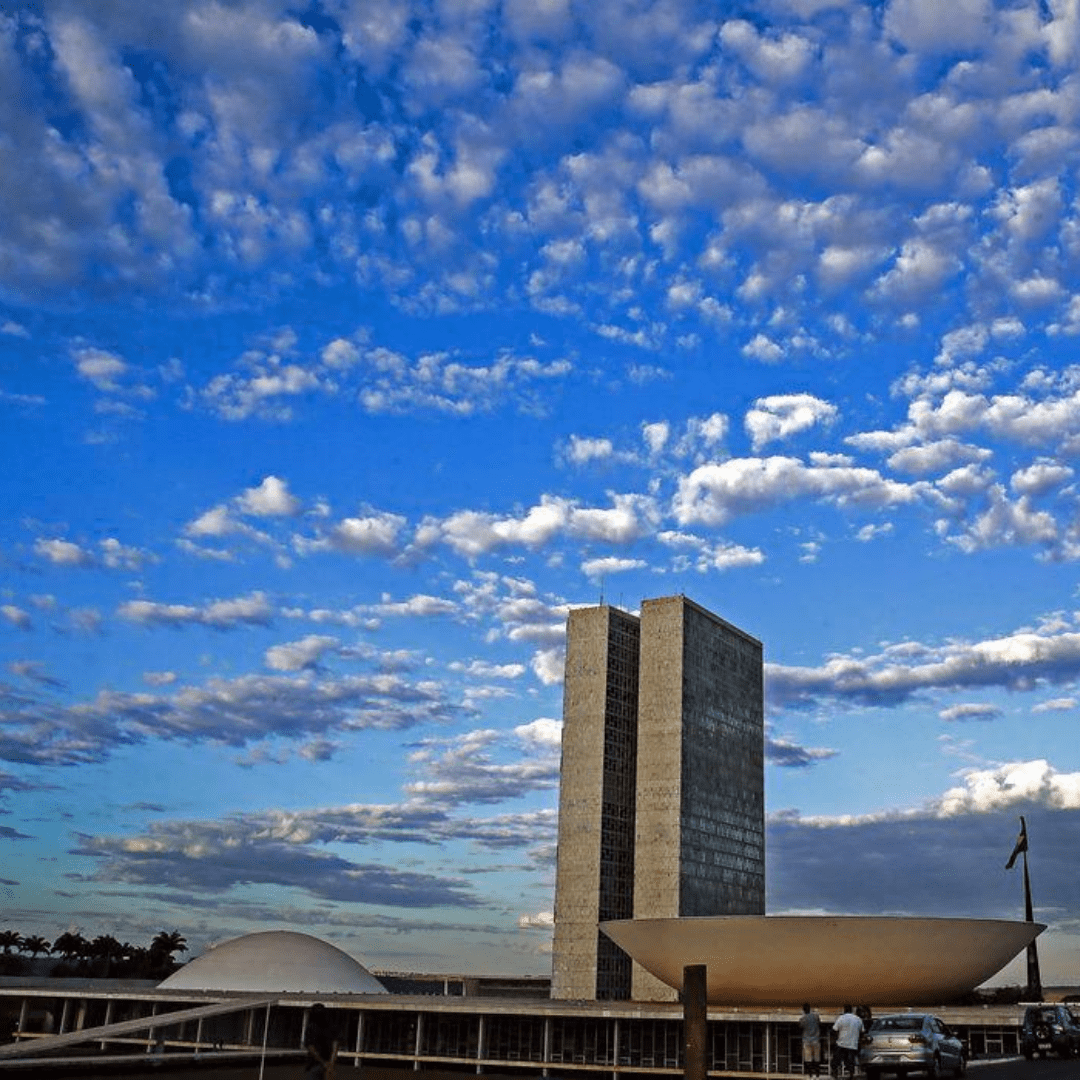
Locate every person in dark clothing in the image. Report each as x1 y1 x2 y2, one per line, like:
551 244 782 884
799 1003 822 1077
304 1003 338 1080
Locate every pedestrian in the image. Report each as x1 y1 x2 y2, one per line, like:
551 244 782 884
832 1004 864 1079
303 1003 338 1080
799 1003 822 1077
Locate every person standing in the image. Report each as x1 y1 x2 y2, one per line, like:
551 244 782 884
303 1003 338 1080
832 1004 863 1079
799 1003 822 1077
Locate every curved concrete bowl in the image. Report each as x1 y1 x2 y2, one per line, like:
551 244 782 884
600 916 1044 1005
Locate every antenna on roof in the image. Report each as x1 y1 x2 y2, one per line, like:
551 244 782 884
599 577 605 606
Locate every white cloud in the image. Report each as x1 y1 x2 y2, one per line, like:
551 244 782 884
531 647 565 686
855 522 893 542
872 239 963 305
118 591 274 629
0 669 460 766
358 348 572 416
674 456 926 526
185 505 243 539
942 485 1058 555
1010 461 1074 496
939 703 1000 722
745 393 838 451
361 593 459 619
265 635 339 672
236 475 301 517
938 760 1080 815
642 421 670 456
742 333 785 363
202 359 324 421
451 660 526 680
34 538 94 567
768 617 1080 709
565 435 614 465
326 511 406 556
1032 697 1076 712
886 439 991 476
73 347 128 391
1 605 31 630
320 337 361 369
515 717 562 751
433 494 653 557
659 530 766 573
99 537 152 570
518 910 555 930
719 20 816 84
404 726 560 807
581 556 647 581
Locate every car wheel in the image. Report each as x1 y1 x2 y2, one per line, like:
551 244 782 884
865 1069 880 1080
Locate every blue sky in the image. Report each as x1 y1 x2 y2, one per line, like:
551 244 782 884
2 0 1080 986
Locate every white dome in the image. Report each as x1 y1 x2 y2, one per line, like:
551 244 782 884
159 930 388 994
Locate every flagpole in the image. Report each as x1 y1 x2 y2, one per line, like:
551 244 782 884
1021 842 1043 1000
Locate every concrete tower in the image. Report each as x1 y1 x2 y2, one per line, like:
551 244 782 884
551 595 764 1002
631 595 765 1000
551 604 641 1000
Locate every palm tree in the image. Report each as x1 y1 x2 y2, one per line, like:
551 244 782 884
90 934 123 977
122 943 151 979
52 930 90 969
0 929 24 975
149 930 188 975
19 935 51 959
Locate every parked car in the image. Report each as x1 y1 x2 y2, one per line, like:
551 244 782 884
859 1013 965 1079
1020 1004 1080 1060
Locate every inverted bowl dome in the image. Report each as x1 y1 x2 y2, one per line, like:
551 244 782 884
159 930 388 994
600 916 1043 1005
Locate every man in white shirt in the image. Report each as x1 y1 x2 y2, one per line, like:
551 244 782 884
832 1004 864 1078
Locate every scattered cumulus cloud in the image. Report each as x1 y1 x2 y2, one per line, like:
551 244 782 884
117 592 274 629
745 394 838 451
768 615 1080 709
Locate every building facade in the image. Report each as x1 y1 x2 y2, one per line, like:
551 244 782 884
551 596 764 1002
551 604 641 1000
0 982 1029 1075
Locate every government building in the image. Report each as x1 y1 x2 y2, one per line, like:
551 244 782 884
552 595 764 1001
0 596 1041 1075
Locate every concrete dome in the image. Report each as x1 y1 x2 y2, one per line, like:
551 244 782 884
158 930 388 994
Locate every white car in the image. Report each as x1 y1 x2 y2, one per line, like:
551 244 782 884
859 1013 965 1079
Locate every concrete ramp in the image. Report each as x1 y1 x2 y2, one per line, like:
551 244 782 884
0 995 278 1059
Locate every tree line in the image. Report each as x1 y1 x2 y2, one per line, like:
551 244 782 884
0 928 187 980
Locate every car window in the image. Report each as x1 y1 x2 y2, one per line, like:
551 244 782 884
872 1017 922 1031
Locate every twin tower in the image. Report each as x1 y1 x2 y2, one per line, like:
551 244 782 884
551 595 765 1001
